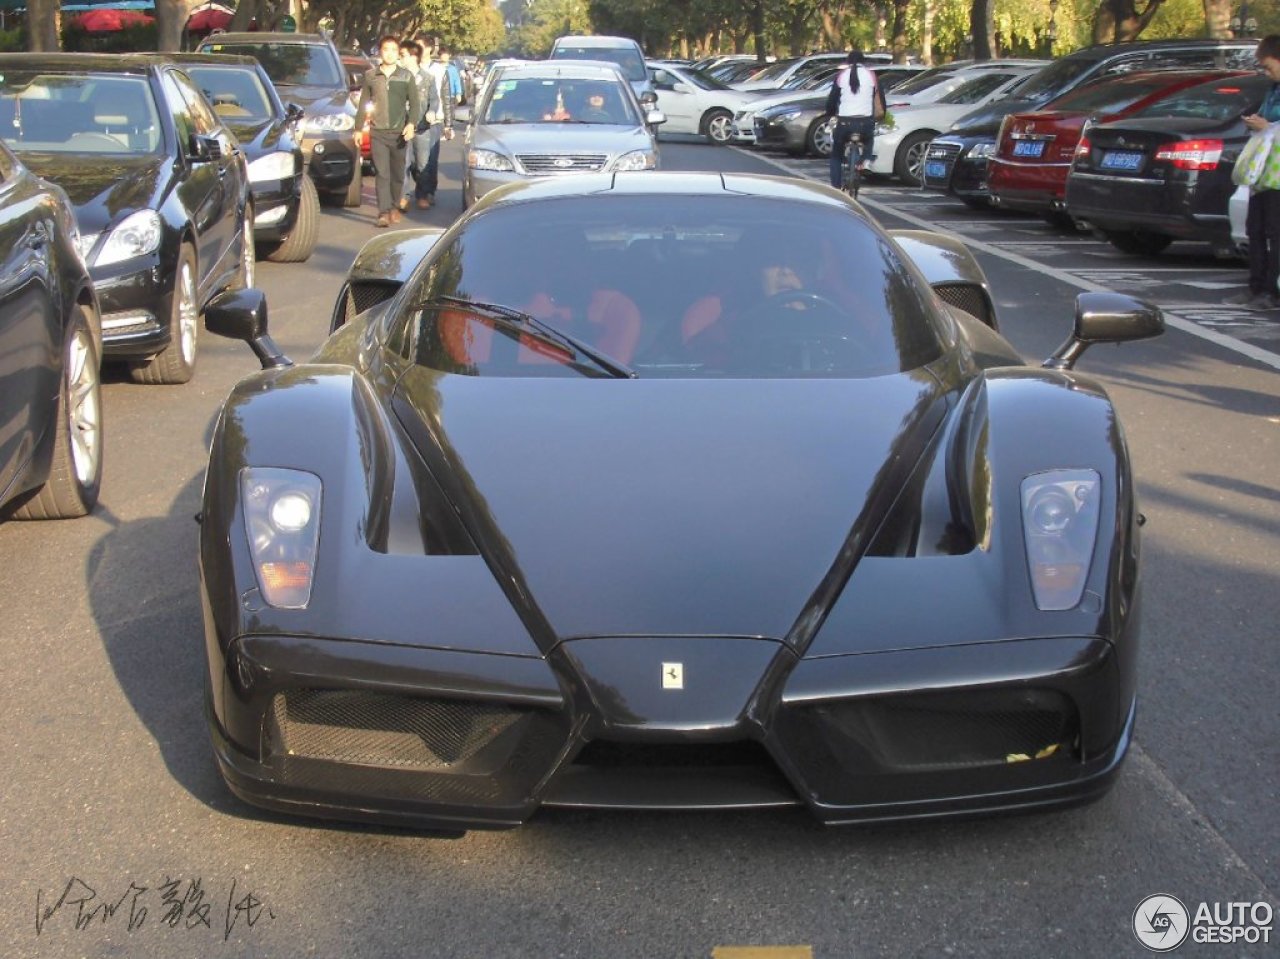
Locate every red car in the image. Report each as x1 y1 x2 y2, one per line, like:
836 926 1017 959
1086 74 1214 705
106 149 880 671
989 69 1250 228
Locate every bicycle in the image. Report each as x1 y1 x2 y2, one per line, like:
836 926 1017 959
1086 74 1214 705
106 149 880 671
841 131 866 199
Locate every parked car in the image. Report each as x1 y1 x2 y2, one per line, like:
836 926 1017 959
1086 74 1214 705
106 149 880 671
198 32 362 207
923 39 1257 208
870 64 1043 185
1064 72 1271 256
0 53 253 384
647 62 765 144
548 35 656 105
463 61 662 208
171 53 319 263
989 69 1250 228
728 52 853 92
199 170 1162 833
1229 182 1249 254
0 141 102 519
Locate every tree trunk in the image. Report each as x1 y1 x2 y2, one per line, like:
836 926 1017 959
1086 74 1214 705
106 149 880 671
921 0 933 65
788 7 808 55
874 2 887 52
890 0 910 62
970 0 994 59
1202 0 1232 37
1092 0 1166 43
155 0 186 51
750 0 767 60
228 0 260 32
25 0 60 51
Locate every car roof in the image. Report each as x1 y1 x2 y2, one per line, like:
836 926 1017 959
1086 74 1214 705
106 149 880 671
552 35 642 48
0 52 166 74
162 52 261 68
201 32 332 44
495 61 628 81
474 171 851 213
1061 37 1255 62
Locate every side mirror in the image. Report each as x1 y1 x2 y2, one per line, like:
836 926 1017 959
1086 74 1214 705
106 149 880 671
646 109 666 127
205 288 293 369
1043 291 1163 370
284 102 305 122
639 91 658 107
188 133 223 162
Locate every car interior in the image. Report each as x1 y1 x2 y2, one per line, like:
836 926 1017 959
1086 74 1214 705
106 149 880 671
0 76 161 153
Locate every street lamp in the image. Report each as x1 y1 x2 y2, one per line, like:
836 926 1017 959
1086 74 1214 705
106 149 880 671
1229 2 1258 38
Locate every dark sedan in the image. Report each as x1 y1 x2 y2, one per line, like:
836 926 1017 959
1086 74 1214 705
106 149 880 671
0 141 103 520
0 54 253 384
172 54 319 263
1065 73 1270 255
199 172 1161 833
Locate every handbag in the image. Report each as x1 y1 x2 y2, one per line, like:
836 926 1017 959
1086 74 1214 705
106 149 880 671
1234 127 1279 190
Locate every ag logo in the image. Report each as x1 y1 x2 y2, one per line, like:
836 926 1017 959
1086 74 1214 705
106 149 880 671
1133 894 1190 952
553 156 574 168
661 662 683 690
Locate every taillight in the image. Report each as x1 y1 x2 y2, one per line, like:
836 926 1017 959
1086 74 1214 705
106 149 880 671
1153 139 1222 170
1074 135 1090 160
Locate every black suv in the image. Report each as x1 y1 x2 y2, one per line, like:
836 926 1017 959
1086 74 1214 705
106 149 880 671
198 32 360 207
922 39 1257 207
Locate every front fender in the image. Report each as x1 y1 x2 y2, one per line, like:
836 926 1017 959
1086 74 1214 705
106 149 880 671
890 229 998 330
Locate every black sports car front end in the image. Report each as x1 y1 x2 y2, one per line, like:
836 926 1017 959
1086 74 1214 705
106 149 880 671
199 173 1159 833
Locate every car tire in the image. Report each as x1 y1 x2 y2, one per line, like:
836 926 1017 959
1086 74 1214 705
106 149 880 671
1043 210 1077 232
344 168 363 207
264 175 319 263
702 108 733 145
894 130 936 187
1104 229 1172 257
807 116 834 158
961 196 991 211
231 204 255 290
13 305 102 519
130 243 198 385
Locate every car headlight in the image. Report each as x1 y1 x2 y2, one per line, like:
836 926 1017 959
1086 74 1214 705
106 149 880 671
241 467 322 609
94 210 161 267
247 150 298 184
468 148 514 172
733 110 750 121
73 230 99 263
968 140 997 159
300 112 355 133
1021 469 1101 611
613 150 657 172
772 109 802 123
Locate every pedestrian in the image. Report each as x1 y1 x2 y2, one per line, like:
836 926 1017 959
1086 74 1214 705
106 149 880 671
439 46 463 104
355 35 420 228
1228 34 1280 310
824 50 880 190
418 41 455 209
402 40 453 210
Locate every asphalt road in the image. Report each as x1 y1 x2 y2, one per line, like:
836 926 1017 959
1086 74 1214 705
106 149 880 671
1 135 1276 959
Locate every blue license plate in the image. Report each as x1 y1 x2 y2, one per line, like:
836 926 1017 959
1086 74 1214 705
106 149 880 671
925 161 947 180
1012 140 1045 158
1100 151 1143 171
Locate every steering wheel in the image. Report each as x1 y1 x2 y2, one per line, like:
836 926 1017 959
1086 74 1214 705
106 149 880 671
730 288 871 375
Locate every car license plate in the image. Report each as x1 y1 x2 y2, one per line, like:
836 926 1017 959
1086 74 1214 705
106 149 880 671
1099 151 1144 171
1012 140 1046 158
925 160 948 180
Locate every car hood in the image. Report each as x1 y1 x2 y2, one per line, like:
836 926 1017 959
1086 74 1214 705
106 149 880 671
473 123 653 158
949 95 1055 136
275 83 353 117
220 117 289 159
15 152 168 235
886 101 976 132
391 371 949 642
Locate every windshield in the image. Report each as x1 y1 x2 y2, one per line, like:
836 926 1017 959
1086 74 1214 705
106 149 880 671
888 67 956 96
938 72 1023 105
200 41 342 87
682 68 732 92
1005 57 1099 103
0 73 162 155
550 45 646 82
746 59 799 83
481 75 638 124
184 66 274 122
403 195 943 379
1131 74 1268 120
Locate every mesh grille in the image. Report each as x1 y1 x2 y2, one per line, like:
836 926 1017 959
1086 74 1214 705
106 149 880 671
270 690 526 769
349 281 397 317
927 141 962 161
517 153 607 173
934 282 993 326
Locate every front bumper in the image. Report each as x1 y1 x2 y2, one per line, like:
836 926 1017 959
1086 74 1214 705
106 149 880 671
249 172 304 243
207 622 1134 832
923 136 994 199
300 133 357 193
751 115 807 153
89 251 171 360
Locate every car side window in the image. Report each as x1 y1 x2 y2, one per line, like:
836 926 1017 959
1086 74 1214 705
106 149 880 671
159 72 197 149
170 70 219 136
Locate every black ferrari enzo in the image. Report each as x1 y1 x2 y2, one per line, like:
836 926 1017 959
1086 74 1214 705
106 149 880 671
199 172 1162 833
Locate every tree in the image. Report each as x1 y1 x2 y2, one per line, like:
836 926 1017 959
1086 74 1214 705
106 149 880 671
1092 0 1167 41
154 0 188 51
26 0 60 51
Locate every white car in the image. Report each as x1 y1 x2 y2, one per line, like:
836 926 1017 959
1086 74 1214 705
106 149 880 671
871 64 1043 185
1229 184 1248 255
648 63 770 144
883 59 1044 109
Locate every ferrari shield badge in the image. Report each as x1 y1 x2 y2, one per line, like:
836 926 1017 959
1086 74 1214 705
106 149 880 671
662 662 684 690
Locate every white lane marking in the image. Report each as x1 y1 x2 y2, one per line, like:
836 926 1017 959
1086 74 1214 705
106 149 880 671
1180 280 1246 290
733 147 1280 372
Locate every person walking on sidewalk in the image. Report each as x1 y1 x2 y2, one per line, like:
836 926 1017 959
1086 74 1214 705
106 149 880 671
419 42 455 208
1228 34 1280 311
355 35 420 228
405 40 453 210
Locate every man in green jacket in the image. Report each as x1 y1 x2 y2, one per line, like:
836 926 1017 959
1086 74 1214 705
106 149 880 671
355 35 420 227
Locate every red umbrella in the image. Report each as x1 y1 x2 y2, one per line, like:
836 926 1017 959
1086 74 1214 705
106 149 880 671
73 8 155 31
186 6 234 31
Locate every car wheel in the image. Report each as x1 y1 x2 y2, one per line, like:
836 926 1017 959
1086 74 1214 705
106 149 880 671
702 109 733 145
130 243 198 385
894 130 936 187
13 305 102 519
807 116 834 158
264 175 319 263
1105 230 1172 257
232 204 255 289
344 168 363 207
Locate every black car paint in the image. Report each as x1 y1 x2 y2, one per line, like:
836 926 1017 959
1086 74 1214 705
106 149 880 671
199 174 1151 832
0 143 99 510
0 54 250 362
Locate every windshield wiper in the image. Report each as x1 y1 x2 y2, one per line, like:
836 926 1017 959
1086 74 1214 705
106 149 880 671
429 295 637 379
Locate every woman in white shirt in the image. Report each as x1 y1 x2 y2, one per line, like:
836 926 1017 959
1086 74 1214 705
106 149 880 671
824 50 879 189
